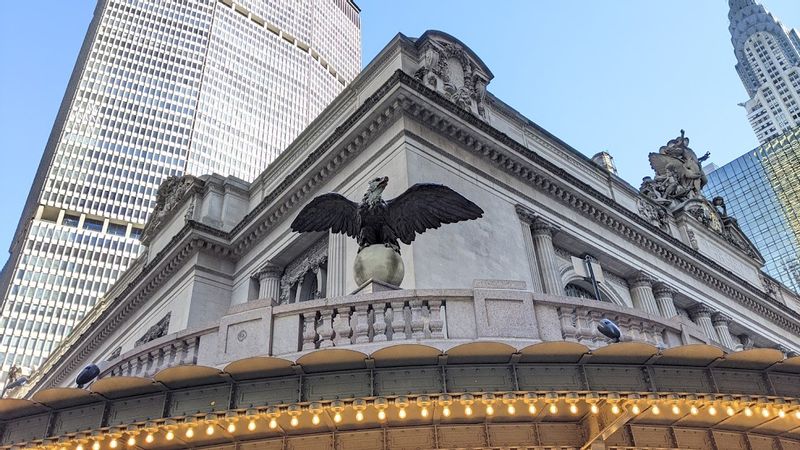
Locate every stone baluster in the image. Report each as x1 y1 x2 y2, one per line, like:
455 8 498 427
531 220 564 295
373 303 388 342
711 313 736 350
628 272 660 316
256 262 282 303
351 304 371 344
515 206 544 294
389 301 407 341
428 300 444 339
318 310 335 348
301 314 317 351
652 283 678 318
688 304 717 342
332 308 352 346
410 299 425 339
326 232 348 297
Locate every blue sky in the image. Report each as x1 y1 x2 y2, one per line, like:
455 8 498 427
1 1 798 253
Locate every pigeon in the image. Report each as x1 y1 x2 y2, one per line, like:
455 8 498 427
76 364 100 388
597 319 621 343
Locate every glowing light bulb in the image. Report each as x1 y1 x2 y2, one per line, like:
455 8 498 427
76 445 84 450
590 404 599 415
672 405 681 415
548 403 558 414
727 406 735 416
92 442 101 450
631 404 641 415
109 439 118 449
569 403 578 415
745 406 753 417
335 411 343 422
528 404 537 414
398 408 407 419
690 405 699 415
795 410 800 420
441 406 451 417
612 404 621 415
652 405 661 415
377 409 386 420
312 414 320 425
127 436 136 446
269 418 278 429
356 410 365 421
185 428 194 439
779 409 787 418
145 433 154 444
290 416 299 427
708 406 717 416
464 405 473 416
227 422 236 433
165 431 174 441
507 404 516 415
485 405 494 416
761 407 770 418
206 425 215 436
248 419 256 431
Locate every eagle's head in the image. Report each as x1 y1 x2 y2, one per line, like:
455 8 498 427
364 176 389 205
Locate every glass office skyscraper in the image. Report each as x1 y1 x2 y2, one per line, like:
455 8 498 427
705 127 800 293
0 0 360 379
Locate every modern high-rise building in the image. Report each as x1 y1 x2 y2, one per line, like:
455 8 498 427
0 0 360 379
729 0 800 143
704 127 800 293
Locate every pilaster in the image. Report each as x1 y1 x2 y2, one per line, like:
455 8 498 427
531 219 563 296
689 304 718 342
515 205 544 294
711 312 736 350
652 283 678 318
256 262 282 304
627 272 659 316
326 232 348 297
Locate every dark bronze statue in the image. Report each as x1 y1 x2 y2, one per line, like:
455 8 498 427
291 176 483 253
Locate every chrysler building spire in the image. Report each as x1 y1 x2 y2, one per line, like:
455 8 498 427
728 0 800 143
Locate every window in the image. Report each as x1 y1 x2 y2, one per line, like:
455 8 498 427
62 215 80 227
107 222 127 236
83 218 104 232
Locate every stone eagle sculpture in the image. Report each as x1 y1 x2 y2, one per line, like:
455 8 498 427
291 176 483 254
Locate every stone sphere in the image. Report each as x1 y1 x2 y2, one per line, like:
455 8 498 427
353 244 405 286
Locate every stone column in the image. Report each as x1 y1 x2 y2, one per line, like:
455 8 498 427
326 232 348 297
652 283 678 318
711 313 736 350
688 304 717 342
627 272 659 316
531 220 563 296
515 206 544 294
257 262 282 303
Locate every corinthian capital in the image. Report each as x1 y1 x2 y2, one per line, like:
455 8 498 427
652 282 676 298
711 312 732 326
628 271 654 288
254 261 282 280
688 303 715 319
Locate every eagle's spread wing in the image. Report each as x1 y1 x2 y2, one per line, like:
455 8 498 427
290 193 359 238
387 184 483 245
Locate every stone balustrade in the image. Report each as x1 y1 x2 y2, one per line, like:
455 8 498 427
100 330 212 379
85 284 728 387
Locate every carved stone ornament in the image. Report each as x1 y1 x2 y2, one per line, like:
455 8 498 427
636 197 669 231
107 346 122 361
413 32 492 120
141 175 199 243
279 238 328 303
134 312 171 347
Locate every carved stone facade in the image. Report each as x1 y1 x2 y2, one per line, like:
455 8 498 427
141 175 199 243
134 312 171 348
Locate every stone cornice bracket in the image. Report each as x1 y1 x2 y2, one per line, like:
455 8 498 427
254 262 282 280
688 303 716 319
711 312 732 326
628 271 654 288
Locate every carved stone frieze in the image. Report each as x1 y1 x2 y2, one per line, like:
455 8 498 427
279 238 328 303
135 312 171 348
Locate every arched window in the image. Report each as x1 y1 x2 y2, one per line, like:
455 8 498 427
565 281 611 303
